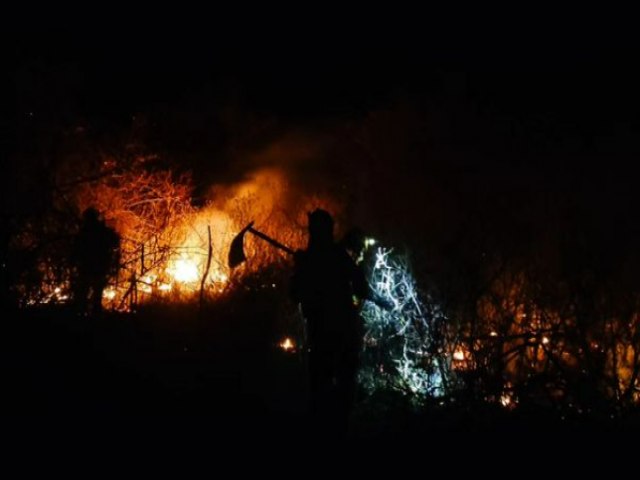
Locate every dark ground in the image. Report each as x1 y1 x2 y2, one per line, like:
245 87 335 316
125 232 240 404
4 303 639 446
2 304 307 440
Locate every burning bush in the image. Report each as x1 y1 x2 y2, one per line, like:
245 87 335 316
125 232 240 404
11 147 345 312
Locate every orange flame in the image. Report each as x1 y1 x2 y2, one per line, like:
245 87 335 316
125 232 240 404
279 337 295 352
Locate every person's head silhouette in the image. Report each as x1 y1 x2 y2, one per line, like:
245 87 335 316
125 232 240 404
82 207 100 224
308 209 334 248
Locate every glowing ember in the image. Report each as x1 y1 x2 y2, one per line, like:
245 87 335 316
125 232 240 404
453 348 466 361
279 337 295 352
542 336 550 345
103 288 117 300
500 393 515 408
168 258 200 283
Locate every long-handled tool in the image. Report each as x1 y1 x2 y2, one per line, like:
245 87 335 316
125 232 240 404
228 221 295 268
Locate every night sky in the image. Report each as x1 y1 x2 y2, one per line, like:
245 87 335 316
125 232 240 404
6 22 640 259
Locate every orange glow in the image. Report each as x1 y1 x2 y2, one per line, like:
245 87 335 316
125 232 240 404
279 337 295 352
500 393 513 408
453 349 466 361
167 257 200 284
30 165 342 310
103 288 117 300
452 346 472 371
210 270 228 284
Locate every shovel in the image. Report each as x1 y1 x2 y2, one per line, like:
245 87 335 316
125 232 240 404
228 221 295 268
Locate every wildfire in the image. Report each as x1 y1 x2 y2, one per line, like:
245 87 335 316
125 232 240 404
16 149 640 412
24 164 342 311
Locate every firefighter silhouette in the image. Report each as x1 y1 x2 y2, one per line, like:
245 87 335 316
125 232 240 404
291 209 369 436
71 207 120 315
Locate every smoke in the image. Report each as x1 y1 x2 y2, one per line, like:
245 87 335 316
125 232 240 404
206 128 355 237
203 104 441 251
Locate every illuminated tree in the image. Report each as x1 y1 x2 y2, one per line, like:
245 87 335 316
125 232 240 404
359 246 456 400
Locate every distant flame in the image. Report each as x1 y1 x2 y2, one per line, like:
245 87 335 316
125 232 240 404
453 348 466 361
279 337 295 352
452 346 471 371
500 392 517 409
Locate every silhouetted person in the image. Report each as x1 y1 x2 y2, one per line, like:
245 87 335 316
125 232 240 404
71 207 120 315
291 209 369 437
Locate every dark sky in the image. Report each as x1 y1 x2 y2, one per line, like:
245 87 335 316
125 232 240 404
6 22 640 256
9 24 639 123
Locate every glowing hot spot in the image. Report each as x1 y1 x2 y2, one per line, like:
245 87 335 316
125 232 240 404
453 349 466 361
279 337 295 352
169 258 200 283
103 288 117 300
